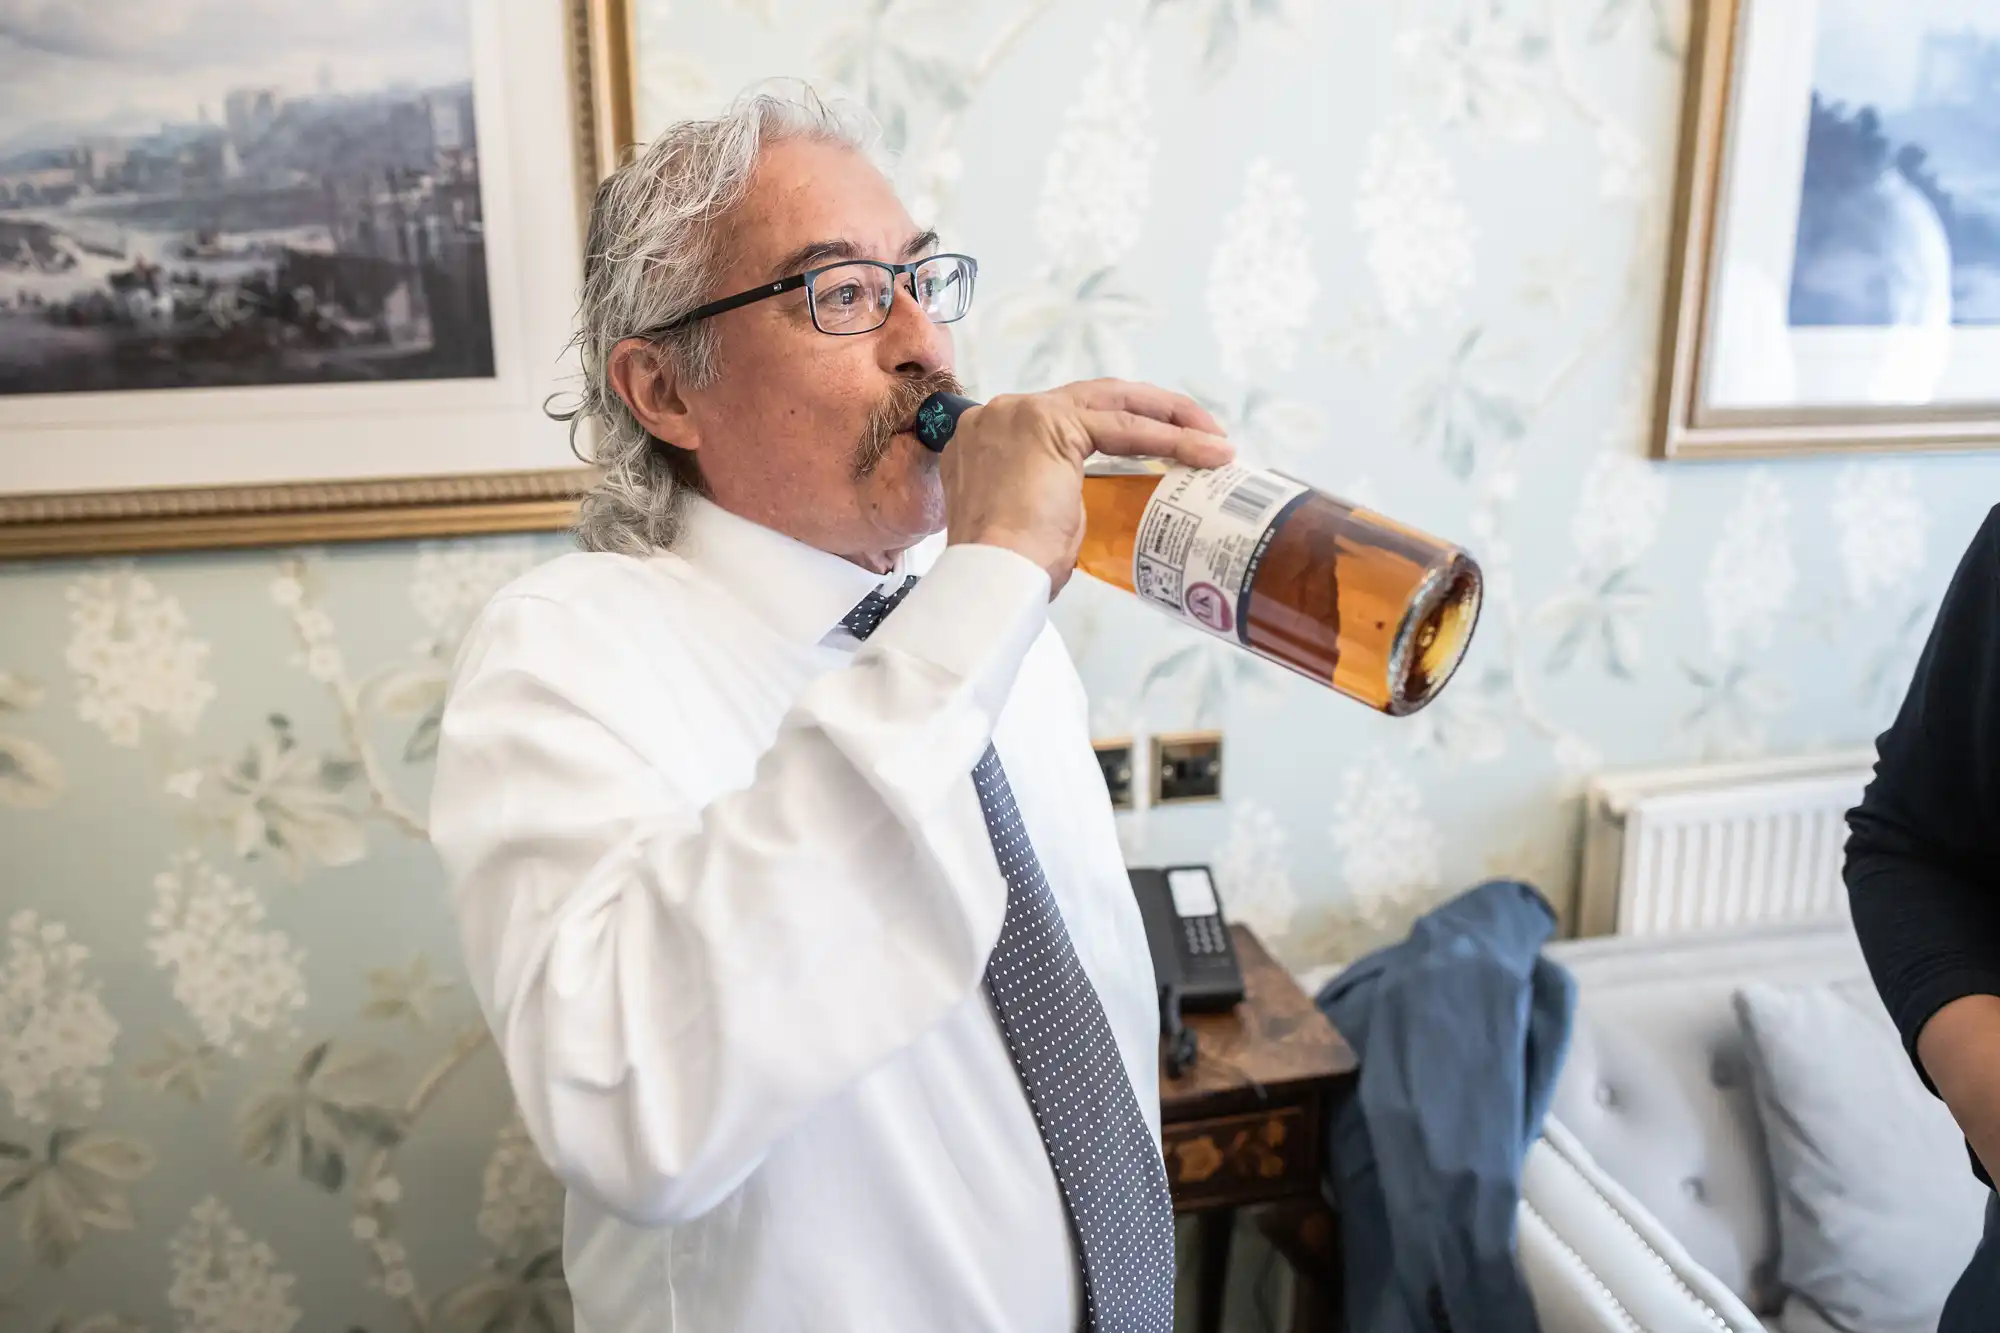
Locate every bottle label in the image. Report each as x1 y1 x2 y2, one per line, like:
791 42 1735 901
1131 464 1311 643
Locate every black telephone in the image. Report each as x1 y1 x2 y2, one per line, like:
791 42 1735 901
1128 864 1246 1012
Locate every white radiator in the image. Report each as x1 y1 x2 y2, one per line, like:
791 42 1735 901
1573 750 1878 938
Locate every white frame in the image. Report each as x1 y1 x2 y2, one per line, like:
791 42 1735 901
1701 0 2000 416
0 1 595 556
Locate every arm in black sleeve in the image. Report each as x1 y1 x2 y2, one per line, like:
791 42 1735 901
1846 504 2000 1087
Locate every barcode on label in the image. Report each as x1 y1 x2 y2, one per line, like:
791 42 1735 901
1218 471 1288 523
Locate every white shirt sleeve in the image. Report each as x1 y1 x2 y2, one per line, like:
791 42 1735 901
429 543 1051 1227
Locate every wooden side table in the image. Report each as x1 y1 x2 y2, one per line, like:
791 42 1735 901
1160 925 1357 1333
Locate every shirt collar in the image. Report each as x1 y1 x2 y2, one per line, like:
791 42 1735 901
670 495 943 645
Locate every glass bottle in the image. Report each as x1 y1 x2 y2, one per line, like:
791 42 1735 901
911 392 1484 716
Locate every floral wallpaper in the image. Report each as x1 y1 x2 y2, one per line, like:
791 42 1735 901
4 543 565 1333
5 0 2000 1331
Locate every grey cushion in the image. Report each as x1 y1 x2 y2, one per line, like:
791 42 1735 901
1546 923 1871 1314
1733 978 1989 1333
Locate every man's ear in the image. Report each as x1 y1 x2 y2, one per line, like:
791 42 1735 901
607 337 700 452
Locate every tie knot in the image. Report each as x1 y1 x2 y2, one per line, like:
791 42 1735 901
838 574 918 641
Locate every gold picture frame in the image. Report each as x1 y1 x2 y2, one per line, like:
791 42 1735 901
1654 0 2000 460
577 0 642 184
0 2 627 559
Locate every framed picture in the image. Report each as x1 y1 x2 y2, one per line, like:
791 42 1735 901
0 1 604 558
1656 0 2000 459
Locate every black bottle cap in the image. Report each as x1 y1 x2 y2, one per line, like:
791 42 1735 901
912 391 980 453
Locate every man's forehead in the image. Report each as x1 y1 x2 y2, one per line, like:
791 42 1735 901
730 138 926 275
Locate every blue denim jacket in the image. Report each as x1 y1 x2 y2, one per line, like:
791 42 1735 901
1315 880 1575 1333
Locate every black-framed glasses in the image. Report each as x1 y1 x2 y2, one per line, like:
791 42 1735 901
641 253 978 338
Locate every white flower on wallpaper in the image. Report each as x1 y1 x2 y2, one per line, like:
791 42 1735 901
1466 467 1521 616
1208 158 1317 382
1329 752 1442 907
1704 469 1796 661
65 569 215 748
1572 453 1670 574
1467 451 1520 552
147 853 307 1058
998 20 1156 388
1515 249 1592 315
167 1196 300 1333
0 668 64 808
1538 451 1671 676
1208 158 1320 382
269 572 344 685
352 1174 418 1301
1355 117 1475 330
1595 118 1652 201
1035 21 1155 272
0 910 119 1125
1684 472 1795 755
1213 799 1298 943
1831 462 1928 608
478 1109 567 1260
406 539 542 655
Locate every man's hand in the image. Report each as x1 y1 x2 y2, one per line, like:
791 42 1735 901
1918 993 2000 1179
940 379 1233 594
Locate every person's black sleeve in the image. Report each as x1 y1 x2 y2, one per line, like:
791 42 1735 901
1846 504 2000 1094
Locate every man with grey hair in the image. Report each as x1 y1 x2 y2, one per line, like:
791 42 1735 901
429 82 1232 1333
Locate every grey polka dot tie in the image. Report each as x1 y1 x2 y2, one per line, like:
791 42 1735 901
837 575 919 640
841 584 1177 1333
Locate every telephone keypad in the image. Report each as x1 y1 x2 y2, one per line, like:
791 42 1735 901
1183 915 1228 958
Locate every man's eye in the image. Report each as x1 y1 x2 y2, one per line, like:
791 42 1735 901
827 281 866 307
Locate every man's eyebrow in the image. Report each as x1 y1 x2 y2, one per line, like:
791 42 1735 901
769 239 861 281
768 230 942 280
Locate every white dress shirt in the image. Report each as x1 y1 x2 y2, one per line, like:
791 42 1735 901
429 496 1164 1333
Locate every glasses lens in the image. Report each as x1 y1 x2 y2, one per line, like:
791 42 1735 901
811 263 895 333
913 256 974 323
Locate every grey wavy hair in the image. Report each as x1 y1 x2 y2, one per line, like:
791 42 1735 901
562 82 883 555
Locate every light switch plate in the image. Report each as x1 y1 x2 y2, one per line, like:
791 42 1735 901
1151 731 1222 805
1092 737 1136 810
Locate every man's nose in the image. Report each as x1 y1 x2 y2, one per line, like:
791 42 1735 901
876 280 951 377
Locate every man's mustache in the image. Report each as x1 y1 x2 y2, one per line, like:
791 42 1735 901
854 369 964 480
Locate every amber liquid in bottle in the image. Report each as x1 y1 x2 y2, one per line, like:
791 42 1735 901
1078 467 1483 716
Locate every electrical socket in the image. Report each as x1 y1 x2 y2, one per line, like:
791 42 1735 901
1152 731 1222 805
1092 737 1136 810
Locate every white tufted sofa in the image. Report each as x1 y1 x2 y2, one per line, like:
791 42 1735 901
1514 920 1878 1332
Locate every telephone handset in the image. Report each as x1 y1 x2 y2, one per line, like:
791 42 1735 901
1128 864 1246 1012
